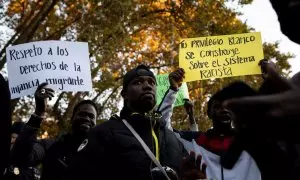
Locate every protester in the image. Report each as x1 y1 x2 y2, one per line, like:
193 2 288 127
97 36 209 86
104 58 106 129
11 83 98 180
157 68 199 131
66 65 190 180
183 82 261 180
159 72 261 179
0 73 11 177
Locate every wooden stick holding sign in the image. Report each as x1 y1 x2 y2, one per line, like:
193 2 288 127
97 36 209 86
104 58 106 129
179 32 264 82
6 41 92 99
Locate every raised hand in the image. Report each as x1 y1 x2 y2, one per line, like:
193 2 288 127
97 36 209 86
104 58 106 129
259 59 292 93
169 68 185 91
259 59 277 80
34 83 54 116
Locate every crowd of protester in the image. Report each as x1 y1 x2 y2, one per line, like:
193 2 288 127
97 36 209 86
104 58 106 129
1 0 300 179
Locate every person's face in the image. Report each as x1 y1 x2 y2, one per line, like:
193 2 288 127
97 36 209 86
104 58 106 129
211 100 233 128
123 76 156 113
11 133 18 149
72 104 97 134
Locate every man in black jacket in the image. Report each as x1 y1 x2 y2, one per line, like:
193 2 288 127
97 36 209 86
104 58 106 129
11 83 98 180
66 65 187 180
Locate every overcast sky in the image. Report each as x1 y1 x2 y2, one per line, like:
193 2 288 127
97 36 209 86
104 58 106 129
235 0 300 76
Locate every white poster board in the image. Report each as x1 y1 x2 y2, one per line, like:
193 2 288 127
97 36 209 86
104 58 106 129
6 41 92 99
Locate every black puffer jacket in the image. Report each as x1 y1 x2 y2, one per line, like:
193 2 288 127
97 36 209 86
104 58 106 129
66 108 187 180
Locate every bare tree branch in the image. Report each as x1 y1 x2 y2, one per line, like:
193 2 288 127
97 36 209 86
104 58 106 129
0 0 59 69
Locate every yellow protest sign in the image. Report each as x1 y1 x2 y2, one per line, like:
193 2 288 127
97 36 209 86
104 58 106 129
179 32 264 82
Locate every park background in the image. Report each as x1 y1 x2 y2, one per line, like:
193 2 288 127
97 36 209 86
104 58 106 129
0 0 297 138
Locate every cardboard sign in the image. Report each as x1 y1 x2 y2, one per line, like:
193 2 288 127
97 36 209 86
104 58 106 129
6 41 92 99
179 32 264 82
156 74 189 107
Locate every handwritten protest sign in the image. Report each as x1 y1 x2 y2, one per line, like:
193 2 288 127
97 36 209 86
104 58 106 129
156 74 189 107
6 41 92 99
179 32 264 82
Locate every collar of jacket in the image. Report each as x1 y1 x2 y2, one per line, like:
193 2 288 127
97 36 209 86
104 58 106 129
115 107 162 147
119 106 162 128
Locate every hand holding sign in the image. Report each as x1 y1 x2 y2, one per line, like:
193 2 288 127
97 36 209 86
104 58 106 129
34 83 54 116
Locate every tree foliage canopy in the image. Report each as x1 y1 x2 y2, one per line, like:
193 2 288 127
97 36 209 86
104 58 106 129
0 0 292 137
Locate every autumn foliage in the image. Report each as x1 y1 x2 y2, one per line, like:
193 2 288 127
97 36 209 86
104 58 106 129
0 0 292 137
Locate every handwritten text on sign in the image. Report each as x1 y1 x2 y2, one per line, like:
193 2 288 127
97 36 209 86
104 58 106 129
156 74 189 107
6 41 92 99
179 32 264 82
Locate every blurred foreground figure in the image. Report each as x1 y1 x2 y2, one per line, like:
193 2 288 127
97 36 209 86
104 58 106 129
221 2 300 178
0 74 11 177
222 61 300 180
270 0 300 44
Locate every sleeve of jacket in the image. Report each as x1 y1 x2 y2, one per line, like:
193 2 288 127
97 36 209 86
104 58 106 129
156 88 177 131
65 124 115 180
11 115 53 167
